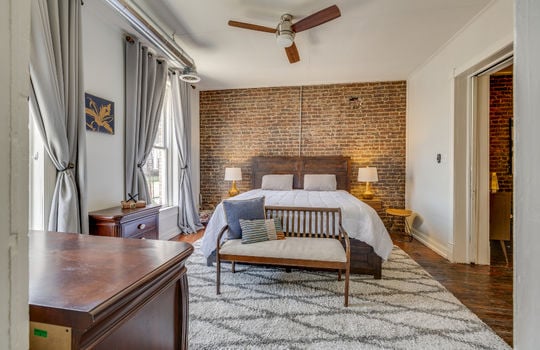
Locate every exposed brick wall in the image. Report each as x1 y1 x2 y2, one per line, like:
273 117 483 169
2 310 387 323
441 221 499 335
199 81 407 226
489 75 513 192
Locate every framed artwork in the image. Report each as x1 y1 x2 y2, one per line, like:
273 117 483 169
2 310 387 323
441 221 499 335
85 93 114 134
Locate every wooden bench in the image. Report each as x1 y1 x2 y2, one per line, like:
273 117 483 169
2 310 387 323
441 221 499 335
216 206 351 306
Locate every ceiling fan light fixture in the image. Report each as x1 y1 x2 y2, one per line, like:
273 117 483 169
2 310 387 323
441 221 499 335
276 32 295 47
227 5 341 64
276 14 295 48
179 66 201 83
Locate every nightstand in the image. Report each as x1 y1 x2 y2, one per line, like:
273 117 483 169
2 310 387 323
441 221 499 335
89 204 161 239
361 198 382 211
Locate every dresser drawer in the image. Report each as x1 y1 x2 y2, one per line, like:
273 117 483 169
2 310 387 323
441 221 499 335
89 204 161 239
129 228 158 240
122 215 157 239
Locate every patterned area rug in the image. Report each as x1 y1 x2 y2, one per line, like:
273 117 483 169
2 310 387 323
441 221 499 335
187 241 510 350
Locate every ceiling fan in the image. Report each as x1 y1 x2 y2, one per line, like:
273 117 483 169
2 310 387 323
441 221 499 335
228 5 341 64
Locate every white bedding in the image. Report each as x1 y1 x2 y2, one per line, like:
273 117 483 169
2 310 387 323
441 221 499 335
201 189 393 260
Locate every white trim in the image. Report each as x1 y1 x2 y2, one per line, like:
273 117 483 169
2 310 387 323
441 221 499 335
1 0 31 346
446 242 455 263
160 227 180 241
411 228 450 260
158 205 180 240
454 35 514 77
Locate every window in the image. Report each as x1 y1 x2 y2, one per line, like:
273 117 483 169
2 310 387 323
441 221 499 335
29 103 56 231
142 86 173 206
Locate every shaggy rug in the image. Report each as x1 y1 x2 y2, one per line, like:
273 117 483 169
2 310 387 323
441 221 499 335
186 241 510 350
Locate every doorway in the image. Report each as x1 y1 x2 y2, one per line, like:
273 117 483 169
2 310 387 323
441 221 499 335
470 57 513 266
487 65 513 266
452 44 513 265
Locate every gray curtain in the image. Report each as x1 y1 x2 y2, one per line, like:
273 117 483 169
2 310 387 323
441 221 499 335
171 73 203 233
29 0 87 233
125 38 168 202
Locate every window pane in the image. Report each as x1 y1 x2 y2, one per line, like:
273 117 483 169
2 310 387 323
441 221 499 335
143 84 171 206
154 114 165 147
143 148 168 205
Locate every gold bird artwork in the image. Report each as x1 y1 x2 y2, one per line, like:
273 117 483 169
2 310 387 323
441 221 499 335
86 97 114 134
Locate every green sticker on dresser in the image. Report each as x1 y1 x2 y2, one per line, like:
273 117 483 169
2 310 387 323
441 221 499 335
33 328 48 338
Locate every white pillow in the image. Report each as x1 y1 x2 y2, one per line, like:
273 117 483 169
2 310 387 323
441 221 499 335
261 174 294 190
303 174 337 191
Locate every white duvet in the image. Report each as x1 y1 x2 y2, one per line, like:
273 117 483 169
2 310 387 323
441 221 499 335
200 189 393 260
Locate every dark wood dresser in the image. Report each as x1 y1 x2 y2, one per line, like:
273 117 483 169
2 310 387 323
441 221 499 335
29 230 193 350
89 204 161 239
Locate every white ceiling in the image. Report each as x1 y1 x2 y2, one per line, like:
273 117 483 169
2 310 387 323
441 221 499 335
127 0 491 91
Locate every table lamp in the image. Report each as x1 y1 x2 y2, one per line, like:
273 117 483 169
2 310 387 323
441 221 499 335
491 172 499 193
224 167 242 197
357 167 378 199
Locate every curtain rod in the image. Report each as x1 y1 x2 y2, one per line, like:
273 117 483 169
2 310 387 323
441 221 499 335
104 0 195 70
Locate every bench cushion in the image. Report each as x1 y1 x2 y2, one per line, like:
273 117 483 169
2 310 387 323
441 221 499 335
220 237 346 263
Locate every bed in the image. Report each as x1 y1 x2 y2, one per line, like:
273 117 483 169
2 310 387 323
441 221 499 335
201 156 393 278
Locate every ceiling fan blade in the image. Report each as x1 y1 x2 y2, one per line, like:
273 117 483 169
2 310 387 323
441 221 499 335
228 20 276 33
285 42 300 64
291 5 341 33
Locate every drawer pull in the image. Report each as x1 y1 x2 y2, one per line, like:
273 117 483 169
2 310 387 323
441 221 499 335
138 223 146 230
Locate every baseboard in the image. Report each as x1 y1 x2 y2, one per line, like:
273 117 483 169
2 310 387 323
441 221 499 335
160 228 180 241
446 242 455 262
412 228 450 259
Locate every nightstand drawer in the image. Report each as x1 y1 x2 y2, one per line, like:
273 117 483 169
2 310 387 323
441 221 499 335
122 215 157 238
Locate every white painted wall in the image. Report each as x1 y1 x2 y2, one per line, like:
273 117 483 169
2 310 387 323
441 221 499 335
82 2 125 211
406 0 513 257
515 0 540 346
0 0 30 348
81 3 202 237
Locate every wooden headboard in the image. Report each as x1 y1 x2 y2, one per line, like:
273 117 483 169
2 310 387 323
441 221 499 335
251 156 351 191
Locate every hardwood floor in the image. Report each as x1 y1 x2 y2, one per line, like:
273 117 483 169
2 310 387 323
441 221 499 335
171 230 204 244
171 230 513 347
392 234 513 347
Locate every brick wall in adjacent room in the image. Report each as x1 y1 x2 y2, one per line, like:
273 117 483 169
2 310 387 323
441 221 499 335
199 81 407 226
489 74 513 192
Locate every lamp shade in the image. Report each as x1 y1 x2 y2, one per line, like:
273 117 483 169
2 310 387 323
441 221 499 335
224 167 242 181
357 167 378 182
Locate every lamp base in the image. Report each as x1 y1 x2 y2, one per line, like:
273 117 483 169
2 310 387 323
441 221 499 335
362 193 374 200
362 182 374 199
228 180 240 197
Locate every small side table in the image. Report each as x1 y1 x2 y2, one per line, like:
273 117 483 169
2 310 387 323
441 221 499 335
386 208 413 242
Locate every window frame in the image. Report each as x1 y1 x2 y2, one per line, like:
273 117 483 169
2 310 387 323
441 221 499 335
143 84 175 208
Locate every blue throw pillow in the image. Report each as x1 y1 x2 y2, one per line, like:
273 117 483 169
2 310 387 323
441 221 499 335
223 196 265 239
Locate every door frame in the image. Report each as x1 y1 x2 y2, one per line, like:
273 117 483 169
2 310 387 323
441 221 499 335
452 44 513 264
471 57 513 264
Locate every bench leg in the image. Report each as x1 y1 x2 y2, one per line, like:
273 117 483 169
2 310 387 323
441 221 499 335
216 256 221 295
337 269 342 281
344 265 350 307
231 261 236 273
